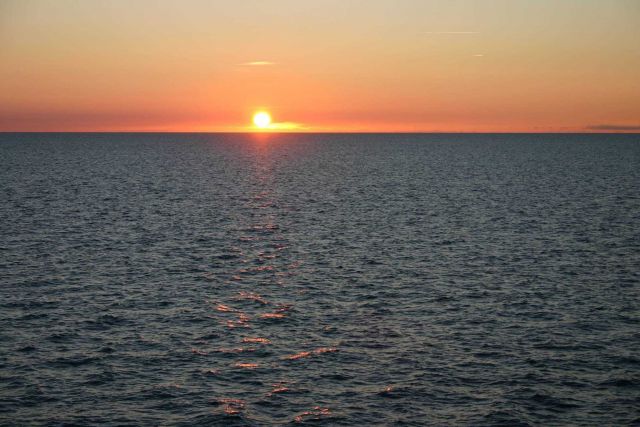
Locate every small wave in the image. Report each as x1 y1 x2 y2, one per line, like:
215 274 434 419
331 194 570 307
242 337 271 344
294 406 331 423
233 362 259 369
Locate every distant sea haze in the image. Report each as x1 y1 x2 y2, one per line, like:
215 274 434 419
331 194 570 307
1 133 638 425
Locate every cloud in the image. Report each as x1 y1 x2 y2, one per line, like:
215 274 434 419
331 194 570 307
587 124 640 131
473 54 485 57
265 122 306 131
239 61 275 66
425 31 479 35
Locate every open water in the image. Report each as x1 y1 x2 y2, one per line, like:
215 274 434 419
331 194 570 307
1 133 639 425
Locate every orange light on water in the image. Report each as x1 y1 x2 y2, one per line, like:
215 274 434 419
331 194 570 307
234 362 259 369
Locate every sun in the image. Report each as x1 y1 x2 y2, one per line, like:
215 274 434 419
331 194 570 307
252 111 272 129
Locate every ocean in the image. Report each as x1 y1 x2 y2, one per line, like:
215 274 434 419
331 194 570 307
1 133 639 425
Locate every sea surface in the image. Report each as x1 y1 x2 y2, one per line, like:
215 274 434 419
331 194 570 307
1 133 639 426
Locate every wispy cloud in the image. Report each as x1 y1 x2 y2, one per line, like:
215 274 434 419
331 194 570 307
587 124 640 131
425 31 479 35
239 61 276 66
473 54 485 57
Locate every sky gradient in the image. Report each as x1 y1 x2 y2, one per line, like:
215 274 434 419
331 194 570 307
1 0 639 132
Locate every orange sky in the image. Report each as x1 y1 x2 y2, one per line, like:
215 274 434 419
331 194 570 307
1 0 639 132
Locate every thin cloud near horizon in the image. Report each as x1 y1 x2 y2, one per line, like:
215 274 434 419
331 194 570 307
239 61 276 66
424 31 480 35
263 121 306 131
587 124 640 131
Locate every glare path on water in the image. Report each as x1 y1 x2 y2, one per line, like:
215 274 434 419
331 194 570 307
202 145 338 423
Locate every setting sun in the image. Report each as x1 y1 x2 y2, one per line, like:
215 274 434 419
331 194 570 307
253 112 272 129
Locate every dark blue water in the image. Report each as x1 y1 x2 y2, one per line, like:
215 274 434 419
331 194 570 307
1 133 639 426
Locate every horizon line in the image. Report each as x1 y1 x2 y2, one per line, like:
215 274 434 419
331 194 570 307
1 131 639 135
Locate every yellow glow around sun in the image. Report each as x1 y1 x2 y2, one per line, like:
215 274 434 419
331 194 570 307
253 111 272 129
